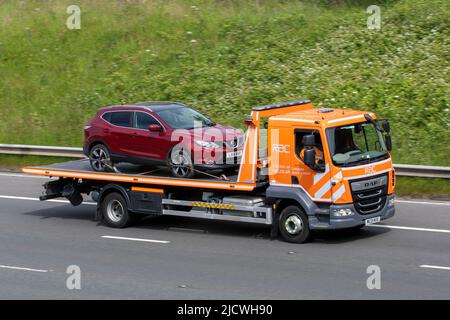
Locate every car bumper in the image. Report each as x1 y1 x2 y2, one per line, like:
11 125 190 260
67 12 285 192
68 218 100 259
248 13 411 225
308 194 396 230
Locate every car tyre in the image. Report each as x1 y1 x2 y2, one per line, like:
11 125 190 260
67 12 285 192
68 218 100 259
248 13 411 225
89 144 113 172
168 148 194 178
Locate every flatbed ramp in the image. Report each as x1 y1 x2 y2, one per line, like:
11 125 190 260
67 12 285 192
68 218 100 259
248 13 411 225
22 159 260 191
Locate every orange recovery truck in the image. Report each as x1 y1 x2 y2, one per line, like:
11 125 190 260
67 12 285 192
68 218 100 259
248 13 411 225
22 100 396 243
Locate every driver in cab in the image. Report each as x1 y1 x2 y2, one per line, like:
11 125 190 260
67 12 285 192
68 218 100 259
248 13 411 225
300 132 324 165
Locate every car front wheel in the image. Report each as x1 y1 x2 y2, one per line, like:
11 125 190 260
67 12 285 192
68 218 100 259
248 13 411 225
168 148 194 178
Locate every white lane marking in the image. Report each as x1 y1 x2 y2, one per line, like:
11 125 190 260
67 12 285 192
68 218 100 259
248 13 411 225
395 200 450 206
101 235 170 244
0 195 96 205
0 172 50 179
369 224 450 234
420 265 450 271
0 264 50 273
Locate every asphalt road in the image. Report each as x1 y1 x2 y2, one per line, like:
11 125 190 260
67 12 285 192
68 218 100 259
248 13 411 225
0 172 449 299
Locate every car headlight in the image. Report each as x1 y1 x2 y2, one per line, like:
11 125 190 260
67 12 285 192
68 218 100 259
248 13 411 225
194 140 221 149
332 208 354 217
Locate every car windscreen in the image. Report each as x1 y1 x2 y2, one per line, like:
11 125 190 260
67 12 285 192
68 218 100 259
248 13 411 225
155 107 214 129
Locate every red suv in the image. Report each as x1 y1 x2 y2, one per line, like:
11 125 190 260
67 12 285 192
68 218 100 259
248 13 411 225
83 101 244 178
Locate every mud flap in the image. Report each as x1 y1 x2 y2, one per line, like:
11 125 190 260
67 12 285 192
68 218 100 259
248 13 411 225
270 211 279 239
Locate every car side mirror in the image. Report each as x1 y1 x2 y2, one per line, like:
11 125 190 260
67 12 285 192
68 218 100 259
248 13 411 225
385 135 392 151
148 124 163 132
304 148 315 167
381 120 390 133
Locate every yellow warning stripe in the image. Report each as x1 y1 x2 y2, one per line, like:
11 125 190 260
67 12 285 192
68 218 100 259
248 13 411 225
191 202 235 209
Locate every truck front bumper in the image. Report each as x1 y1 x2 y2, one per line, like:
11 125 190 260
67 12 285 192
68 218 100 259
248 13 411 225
308 194 395 230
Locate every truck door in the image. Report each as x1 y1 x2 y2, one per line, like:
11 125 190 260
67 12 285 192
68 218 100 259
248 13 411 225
291 129 332 202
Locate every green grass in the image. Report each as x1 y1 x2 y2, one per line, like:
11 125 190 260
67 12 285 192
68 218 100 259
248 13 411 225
0 0 448 195
396 177 450 199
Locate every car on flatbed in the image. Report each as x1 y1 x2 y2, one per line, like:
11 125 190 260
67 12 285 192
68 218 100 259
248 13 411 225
83 101 244 178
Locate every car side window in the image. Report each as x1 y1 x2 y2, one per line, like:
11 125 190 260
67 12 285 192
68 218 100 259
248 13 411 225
135 112 159 130
108 112 133 128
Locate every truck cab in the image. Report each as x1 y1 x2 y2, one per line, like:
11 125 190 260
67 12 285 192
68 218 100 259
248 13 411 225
244 101 396 240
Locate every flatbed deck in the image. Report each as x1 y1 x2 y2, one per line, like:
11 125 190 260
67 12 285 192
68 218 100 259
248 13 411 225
22 159 262 191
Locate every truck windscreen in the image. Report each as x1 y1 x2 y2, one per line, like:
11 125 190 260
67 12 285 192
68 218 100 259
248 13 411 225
325 121 389 167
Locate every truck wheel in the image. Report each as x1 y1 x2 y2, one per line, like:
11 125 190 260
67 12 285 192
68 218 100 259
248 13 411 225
89 144 113 172
279 205 311 243
169 149 194 178
101 192 133 228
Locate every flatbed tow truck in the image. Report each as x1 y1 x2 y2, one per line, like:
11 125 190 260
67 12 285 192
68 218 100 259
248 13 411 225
22 100 396 243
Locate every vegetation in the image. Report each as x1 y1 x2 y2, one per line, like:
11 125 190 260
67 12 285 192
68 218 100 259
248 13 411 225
0 0 448 194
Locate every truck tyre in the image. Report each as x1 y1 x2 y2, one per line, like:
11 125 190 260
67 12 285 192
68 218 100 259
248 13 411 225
101 192 133 228
279 205 311 243
89 144 113 172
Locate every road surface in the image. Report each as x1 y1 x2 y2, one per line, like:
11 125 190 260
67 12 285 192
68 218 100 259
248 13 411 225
0 172 449 299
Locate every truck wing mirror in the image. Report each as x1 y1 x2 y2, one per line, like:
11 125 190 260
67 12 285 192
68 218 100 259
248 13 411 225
385 135 392 151
304 148 316 167
302 134 315 147
381 120 390 133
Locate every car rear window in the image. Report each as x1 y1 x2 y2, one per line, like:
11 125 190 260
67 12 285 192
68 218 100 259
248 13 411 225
103 111 133 127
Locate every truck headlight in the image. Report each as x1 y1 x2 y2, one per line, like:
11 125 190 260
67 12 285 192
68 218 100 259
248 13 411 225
194 140 221 149
388 198 395 207
332 208 354 217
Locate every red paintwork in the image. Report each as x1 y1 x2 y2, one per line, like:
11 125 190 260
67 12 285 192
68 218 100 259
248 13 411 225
83 105 243 167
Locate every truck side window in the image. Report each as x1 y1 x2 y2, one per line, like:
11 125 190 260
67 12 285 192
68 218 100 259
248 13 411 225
295 130 324 163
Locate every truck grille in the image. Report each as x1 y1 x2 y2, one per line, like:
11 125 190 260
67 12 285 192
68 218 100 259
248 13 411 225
350 173 388 215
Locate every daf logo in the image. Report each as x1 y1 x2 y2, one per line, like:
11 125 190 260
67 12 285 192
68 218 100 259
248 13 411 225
364 180 379 188
365 166 376 175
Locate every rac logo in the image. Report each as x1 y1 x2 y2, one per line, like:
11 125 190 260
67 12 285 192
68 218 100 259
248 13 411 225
272 144 290 154
365 166 376 175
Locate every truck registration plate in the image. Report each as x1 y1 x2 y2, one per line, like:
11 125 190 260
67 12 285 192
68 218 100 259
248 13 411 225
365 216 381 225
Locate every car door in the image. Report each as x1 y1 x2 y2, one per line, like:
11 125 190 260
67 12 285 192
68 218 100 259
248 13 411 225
291 128 331 202
132 111 166 160
107 111 136 156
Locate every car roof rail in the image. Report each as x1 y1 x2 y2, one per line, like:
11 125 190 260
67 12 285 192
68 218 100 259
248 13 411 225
133 101 186 107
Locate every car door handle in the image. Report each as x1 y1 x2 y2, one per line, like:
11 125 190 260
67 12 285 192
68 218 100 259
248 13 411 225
103 129 109 133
